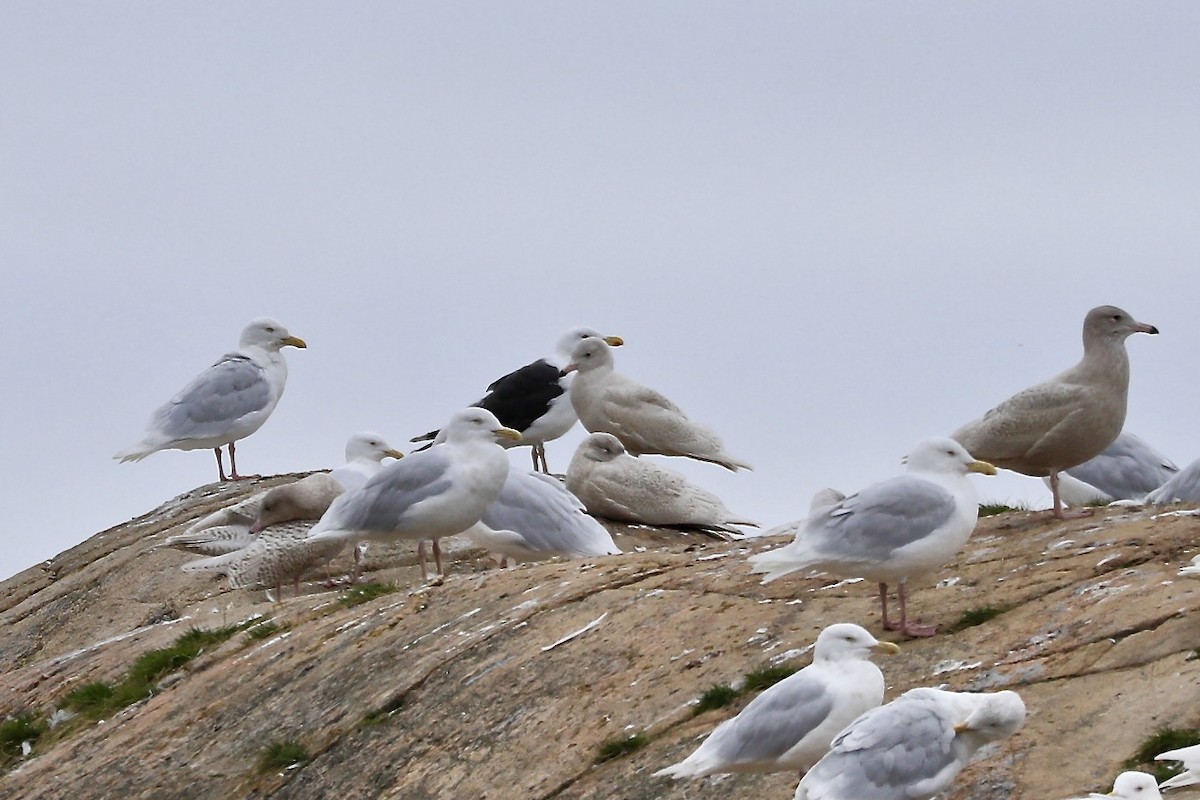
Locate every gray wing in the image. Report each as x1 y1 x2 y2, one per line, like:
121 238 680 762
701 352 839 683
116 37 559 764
1147 458 1200 505
1066 432 1177 499
481 471 617 557
700 671 834 766
804 476 957 561
803 691 958 800
148 353 271 440
321 450 454 534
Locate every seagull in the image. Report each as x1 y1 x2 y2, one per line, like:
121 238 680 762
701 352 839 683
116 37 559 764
654 623 898 779
793 688 1026 800
1047 432 1177 507
566 432 757 533
329 432 405 492
1156 742 1200 789
411 327 624 473
462 469 621 565
1146 458 1200 506
749 438 995 637
115 317 307 481
562 336 751 472
952 305 1158 518
1067 770 1162 799
309 408 520 579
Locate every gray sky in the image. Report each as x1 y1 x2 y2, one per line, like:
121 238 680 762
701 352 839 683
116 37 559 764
3 3 1198 580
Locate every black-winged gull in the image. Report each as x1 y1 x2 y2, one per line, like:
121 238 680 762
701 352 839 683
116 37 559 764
749 438 995 638
566 432 758 533
1066 771 1162 799
561 337 751 472
462 469 621 565
1049 432 1177 506
115 317 307 481
952 305 1157 518
1156 742 1200 789
654 623 898 780
793 688 1026 800
308 408 520 579
411 327 624 473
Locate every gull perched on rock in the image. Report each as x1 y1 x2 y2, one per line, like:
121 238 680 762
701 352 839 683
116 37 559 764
462 469 621 565
793 688 1026 800
952 305 1158 518
1049 432 1177 507
750 438 995 637
1146 458 1200 506
115 318 307 481
329 432 405 492
566 432 757 533
1156 742 1200 789
1066 770 1162 799
308 408 520 579
181 473 346 597
654 623 898 780
411 327 624 473
562 337 751 472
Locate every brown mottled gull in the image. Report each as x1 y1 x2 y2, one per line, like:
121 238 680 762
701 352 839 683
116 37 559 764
115 318 307 481
750 438 995 638
566 433 757 533
562 337 751 472
952 305 1157 518
654 624 898 780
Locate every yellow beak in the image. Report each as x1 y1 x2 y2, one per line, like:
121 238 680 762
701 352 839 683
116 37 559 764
968 460 997 476
383 448 405 460
494 427 522 442
604 335 624 347
282 335 307 349
870 641 901 655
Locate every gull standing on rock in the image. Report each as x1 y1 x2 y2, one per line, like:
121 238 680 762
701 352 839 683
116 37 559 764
952 305 1158 518
654 623 898 780
750 438 995 638
567 432 757 533
793 688 1026 800
562 336 751 471
1049 432 1177 507
411 327 624 473
115 317 307 481
308 408 520 579
329 432 405 492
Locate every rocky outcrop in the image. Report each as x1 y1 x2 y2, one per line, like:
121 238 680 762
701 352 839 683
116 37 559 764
2 475 1200 799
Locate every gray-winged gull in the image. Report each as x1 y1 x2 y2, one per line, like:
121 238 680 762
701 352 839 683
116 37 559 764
654 623 898 779
1066 770 1162 799
566 432 758 533
1156 742 1200 789
750 438 995 637
952 305 1158 518
1047 432 1176 506
308 408 520 579
462 469 621 565
182 473 346 597
411 327 624 473
1146 457 1200 506
562 337 751 472
115 318 307 481
793 688 1026 800
329 432 405 492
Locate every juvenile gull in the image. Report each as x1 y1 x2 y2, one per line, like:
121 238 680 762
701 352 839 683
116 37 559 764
1146 457 1200 506
115 318 307 481
1156 742 1200 788
308 408 520 579
566 432 758 533
462 469 621 565
1047 432 1177 506
182 473 346 597
749 438 995 637
953 305 1158 518
411 327 623 473
562 337 751 472
793 688 1026 800
654 623 898 779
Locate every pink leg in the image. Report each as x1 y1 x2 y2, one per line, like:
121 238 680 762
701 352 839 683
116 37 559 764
898 581 938 637
1047 472 1093 520
879 582 898 631
416 540 430 580
432 538 444 576
213 448 229 482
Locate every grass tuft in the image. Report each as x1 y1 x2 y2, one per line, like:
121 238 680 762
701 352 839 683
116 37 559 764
979 502 1028 517
954 606 1004 630
742 664 798 692
257 739 310 773
340 583 397 608
693 684 741 715
246 621 283 641
595 733 648 764
1124 727 1200 783
0 713 48 770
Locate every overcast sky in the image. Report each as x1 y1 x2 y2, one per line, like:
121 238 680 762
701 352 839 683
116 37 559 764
3 4 1198 581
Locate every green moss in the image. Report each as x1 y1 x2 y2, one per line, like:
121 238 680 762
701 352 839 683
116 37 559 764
595 733 648 763
1124 727 1200 783
245 621 283 641
693 684 741 715
0 713 48 769
742 664 798 692
954 606 1003 630
257 739 310 773
979 502 1028 517
340 583 397 608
